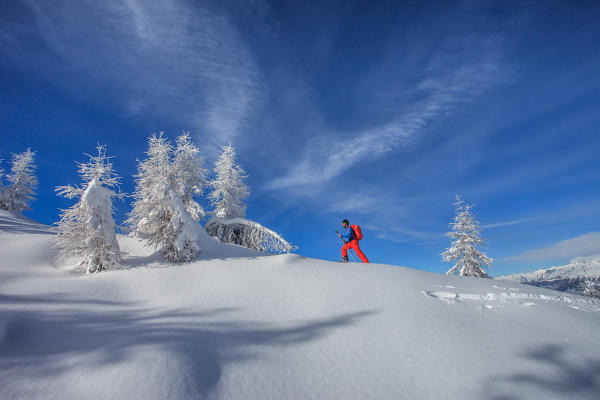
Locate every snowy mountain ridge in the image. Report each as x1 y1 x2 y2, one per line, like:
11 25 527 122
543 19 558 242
498 255 600 281
1 210 600 400
496 255 600 296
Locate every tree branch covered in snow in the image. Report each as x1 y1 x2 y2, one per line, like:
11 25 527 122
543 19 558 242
205 218 296 254
442 195 492 278
126 133 203 262
55 145 123 274
0 148 38 212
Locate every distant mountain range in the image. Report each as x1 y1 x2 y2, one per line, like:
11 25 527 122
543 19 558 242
497 255 600 298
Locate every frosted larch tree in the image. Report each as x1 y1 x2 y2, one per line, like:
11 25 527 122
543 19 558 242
55 145 122 273
208 143 249 219
205 143 295 254
127 133 201 262
442 195 492 278
1 148 37 212
173 132 208 221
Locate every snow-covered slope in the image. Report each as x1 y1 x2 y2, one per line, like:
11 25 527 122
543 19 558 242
1 210 600 399
497 256 600 296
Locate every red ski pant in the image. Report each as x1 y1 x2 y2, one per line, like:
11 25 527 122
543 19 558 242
341 240 369 263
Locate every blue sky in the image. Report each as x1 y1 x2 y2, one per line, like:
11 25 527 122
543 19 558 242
1 0 599 275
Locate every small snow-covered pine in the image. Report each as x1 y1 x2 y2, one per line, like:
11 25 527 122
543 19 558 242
442 195 492 278
173 132 208 221
0 148 38 212
55 145 122 273
127 133 201 262
208 143 249 219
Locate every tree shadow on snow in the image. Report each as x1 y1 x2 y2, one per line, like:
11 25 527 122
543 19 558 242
0 212 55 235
484 343 600 400
0 294 376 398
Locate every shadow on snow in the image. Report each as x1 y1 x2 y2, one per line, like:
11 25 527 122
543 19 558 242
484 343 600 400
0 212 55 235
0 293 376 397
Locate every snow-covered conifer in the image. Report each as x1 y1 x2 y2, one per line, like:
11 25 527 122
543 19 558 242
55 145 122 273
127 133 201 262
442 195 492 278
1 149 38 212
208 143 249 219
173 132 208 221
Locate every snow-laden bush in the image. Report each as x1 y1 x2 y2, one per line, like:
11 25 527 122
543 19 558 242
127 133 203 262
0 148 37 212
442 195 492 278
205 218 295 254
55 145 122 273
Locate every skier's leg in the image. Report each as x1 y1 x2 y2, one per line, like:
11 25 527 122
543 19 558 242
351 241 369 263
341 242 352 258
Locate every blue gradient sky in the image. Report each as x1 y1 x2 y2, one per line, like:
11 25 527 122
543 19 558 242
1 0 599 275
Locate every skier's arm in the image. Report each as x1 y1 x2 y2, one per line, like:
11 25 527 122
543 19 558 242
339 229 351 241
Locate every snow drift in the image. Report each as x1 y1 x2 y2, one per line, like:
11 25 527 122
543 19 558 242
1 210 599 400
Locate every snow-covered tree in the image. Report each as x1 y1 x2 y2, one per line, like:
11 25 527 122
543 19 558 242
205 143 294 254
173 132 208 221
55 145 122 274
126 133 202 262
1 149 37 212
442 195 492 278
208 143 249 219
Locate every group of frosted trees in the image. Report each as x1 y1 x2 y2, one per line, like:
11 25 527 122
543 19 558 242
0 149 38 213
54 133 294 273
0 143 589 284
0 145 496 278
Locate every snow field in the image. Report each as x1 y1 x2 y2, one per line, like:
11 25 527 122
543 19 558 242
1 211 600 399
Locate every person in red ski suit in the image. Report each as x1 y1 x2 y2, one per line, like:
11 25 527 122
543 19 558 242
338 219 369 263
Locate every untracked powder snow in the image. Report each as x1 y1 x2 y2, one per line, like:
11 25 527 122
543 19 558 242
1 210 599 399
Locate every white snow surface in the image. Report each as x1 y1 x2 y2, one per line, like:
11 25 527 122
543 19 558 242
1 210 600 399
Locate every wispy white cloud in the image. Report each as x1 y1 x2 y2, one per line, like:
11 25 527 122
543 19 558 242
265 25 514 190
323 194 386 214
9 0 267 151
366 223 440 244
505 232 600 262
484 216 547 229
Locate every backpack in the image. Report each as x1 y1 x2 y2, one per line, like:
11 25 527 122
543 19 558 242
351 224 363 240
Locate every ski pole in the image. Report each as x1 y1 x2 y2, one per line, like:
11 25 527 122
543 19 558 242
347 249 357 262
